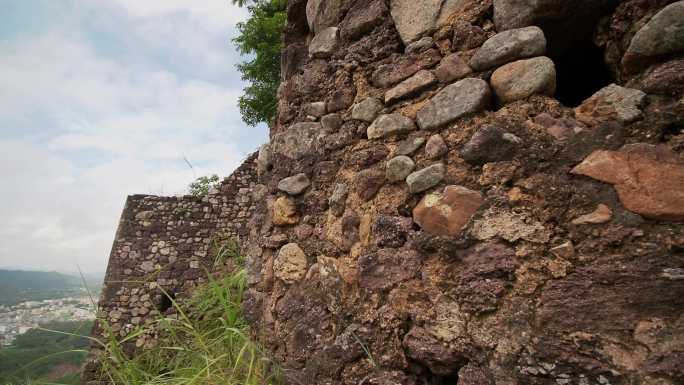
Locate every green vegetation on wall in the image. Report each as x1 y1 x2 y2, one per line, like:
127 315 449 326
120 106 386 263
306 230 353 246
233 0 288 126
0 321 93 385
93 241 280 385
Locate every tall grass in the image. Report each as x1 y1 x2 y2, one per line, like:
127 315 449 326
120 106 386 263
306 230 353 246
90 241 280 385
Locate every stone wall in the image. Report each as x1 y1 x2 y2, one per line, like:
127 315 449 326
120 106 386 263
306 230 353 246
243 1 684 385
82 153 258 382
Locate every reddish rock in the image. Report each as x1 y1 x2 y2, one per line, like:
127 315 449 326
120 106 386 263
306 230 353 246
402 326 466 376
572 144 684 221
371 49 442 88
340 0 387 40
435 53 473 83
355 168 386 201
358 248 422 290
413 185 484 236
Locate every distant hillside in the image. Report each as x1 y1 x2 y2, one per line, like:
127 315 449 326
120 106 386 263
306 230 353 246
0 270 102 305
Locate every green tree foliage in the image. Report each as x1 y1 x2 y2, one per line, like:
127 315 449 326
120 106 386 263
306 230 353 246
188 174 220 198
232 0 287 126
0 321 93 385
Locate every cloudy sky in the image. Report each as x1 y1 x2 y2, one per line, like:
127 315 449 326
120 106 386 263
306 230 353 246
0 0 268 273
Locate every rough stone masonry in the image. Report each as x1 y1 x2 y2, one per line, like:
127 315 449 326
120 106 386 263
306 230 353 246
88 0 684 384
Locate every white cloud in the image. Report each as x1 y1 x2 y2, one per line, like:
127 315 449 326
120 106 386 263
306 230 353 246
0 1 266 273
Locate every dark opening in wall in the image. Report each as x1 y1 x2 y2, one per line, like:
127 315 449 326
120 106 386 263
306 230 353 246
553 39 613 107
158 290 176 313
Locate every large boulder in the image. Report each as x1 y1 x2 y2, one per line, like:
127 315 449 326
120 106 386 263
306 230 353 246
416 78 491 130
571 144 684 221
470 26 547 71
309 27 339 58
390 0 470 44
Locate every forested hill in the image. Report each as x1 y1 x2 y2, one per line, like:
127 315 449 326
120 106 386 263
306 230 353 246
0 270 101 305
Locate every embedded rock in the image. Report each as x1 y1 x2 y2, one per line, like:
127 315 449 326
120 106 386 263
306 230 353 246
491 56 556 103
396 136 426 156
571 144 684 220
340 0 388 40
386 155 416 182
572 204 613 225
272 122 322 160
257 143 272 175
435 53 473 83
461 125 521 166
355 168 386 201
329 183 349 217
623 1 684 70
306 0 354 34
406 163 446 193
574 84 646 126
274 243 307 284
390 0 469 44
470 26 546 71
385 70 437 104
413 185 484 236
277 173 311 195
321 113 343 132
273 196 299 226
402 327 466 376
367 114 417 140
358 248 422 289
371 49 442 88
309 27 339 58
405 37 434 54
425 134 448 159
372 215 413 247
352 98 383 123
416 78 491 130
303 101 327 118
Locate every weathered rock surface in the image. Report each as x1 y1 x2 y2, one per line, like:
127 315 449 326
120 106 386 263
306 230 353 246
574 84 646 125
396 137 426 156
405 37 434 54
272 122 322 160
470 26 546 70
390 0 468 44
623 1 684 70
306 0 354 33
491 56 556 103
406 163 446 193
367 114 417 139
384 70 437 104
274 243 307 284
425 134 448 159
413 185 484 236
461 125 521 165
403 326 466 376
309 27 339 58
417 78 491 130
277 173 311 195
340 0 387 40
273 196 299 226
435 53 473 83
328 183 348 216
386 155 415 182
371 49 441 88
352 98 383 123
355 168 386 201
472 209 551 243
358 248 421 289
572 144 684 220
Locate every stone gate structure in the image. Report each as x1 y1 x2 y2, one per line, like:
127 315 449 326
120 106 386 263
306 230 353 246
89 0 684 384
